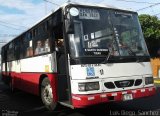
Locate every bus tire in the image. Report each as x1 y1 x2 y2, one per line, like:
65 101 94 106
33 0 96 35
41 78 57 111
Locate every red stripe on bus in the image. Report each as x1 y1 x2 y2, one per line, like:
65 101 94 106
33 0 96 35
72 87 156 108
2 71 58 102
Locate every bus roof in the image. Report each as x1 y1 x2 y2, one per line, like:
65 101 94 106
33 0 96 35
62 2 135 12
23 2 136 36
2 2 137 48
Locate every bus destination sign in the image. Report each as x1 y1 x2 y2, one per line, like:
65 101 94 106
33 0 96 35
79 8 100 20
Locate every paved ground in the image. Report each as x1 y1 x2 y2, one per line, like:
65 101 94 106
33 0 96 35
0 76 160 116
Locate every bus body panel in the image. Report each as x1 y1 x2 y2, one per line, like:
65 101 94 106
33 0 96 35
70 62 153 95
20 54 55 73
69 61 155 108
70 62 152 80
71 86 156 108
1 53 58 101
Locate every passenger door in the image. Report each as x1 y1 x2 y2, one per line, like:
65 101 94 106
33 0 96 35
56 38 69 101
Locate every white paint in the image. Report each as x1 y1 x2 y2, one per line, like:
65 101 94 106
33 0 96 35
101 94 106 98
132 90 137 93
148 88 153 91
72 96 81 101
2 53 57 73
70 62 154 94
141 89 145 92
21 55 51 72
88 96 95 100
111 93 117 96
70 62 152 80
122 91 127 94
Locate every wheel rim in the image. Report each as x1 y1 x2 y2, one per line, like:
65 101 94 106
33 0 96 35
43 84 53 104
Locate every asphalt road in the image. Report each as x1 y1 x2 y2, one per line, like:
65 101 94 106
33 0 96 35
0 76 160 116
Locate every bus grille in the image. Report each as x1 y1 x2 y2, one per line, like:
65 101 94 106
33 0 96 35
135 79 142 86
114 80 134 88
104 79 143 89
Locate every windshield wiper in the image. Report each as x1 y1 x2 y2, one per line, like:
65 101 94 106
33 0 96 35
101 49 112 64
125 46 136 56
122 45 141 62
101 40 115 64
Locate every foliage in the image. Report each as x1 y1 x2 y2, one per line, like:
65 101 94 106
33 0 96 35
139 14 160 57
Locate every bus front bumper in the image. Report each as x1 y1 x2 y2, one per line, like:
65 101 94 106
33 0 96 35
72 86 156 108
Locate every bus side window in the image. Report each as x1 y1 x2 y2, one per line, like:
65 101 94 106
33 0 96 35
24 32 33 57
44 39 50 53
26 40 33 57
33 21 51 55
34 40 44 55
20 38 25 59
14 39 20 60
27 47 33 57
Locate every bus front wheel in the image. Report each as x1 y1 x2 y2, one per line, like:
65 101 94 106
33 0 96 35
41 78 57 111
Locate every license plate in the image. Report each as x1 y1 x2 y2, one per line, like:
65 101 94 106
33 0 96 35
123 94 133 101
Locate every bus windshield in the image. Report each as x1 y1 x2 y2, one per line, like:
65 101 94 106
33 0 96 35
68 6 149 58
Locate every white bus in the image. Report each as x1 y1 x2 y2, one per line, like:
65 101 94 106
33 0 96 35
1 3 155 110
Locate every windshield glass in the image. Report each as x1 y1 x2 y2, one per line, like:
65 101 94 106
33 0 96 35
68 6 149 58
110 11 149 56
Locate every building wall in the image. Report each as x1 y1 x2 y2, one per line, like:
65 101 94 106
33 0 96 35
151 58 160 78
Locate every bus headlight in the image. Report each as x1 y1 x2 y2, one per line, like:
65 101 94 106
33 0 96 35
145 77 154 85
78 82 99 91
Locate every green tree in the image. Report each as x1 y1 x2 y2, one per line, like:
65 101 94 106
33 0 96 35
139 14 160 57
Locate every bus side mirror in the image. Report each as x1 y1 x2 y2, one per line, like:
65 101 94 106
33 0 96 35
65 20 74 34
